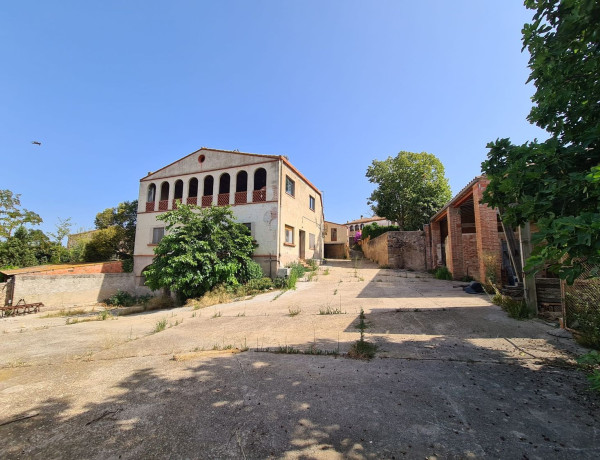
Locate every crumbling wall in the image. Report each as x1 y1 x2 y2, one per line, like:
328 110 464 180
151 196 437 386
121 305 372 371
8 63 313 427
362 231 426 270
11 273 134 310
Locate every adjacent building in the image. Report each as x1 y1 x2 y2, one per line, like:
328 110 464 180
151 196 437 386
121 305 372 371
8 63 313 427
323 221 349 259
133 147 324 288
346 216 397 245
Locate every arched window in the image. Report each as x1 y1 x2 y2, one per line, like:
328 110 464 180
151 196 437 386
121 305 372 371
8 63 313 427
360 224 364 230
218 173 231 206
349 225 354 232
202 175 214 207
159 182 169 211
173 180 183 208
187 178 198 205
235 171 248 204
253 168 267 202
146 183 156 212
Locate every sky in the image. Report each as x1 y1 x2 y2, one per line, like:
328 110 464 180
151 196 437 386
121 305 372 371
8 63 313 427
0 1 548 236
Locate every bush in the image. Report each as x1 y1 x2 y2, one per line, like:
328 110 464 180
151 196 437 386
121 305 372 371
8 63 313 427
104 290 137 307
246 277 274 292
491 291 533 320
243 260 264 282
121 258 134 273
361 223 400 241
434 266 453 280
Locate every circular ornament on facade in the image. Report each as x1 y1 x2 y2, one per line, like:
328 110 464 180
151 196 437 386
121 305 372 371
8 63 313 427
198 154 206 163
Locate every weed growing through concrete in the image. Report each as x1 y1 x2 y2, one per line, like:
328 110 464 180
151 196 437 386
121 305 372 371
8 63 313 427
319 306 346 315
153 318 167 333
237 311 246 317
323 268 330 275
348 308 377 360
98 310 111 321
490 288 533 320
211 311 222 318
333 289 338 295
288 307 301 317
271 345 339 356
42 308 86 318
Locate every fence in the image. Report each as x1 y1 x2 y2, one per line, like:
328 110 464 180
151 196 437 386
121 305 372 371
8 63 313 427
562 263 600 347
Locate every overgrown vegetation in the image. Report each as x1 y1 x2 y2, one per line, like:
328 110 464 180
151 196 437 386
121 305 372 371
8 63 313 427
434 266 453 280
577 351 600 392
144 205 258 301
104 290 152 308
361 223 400 241
319 305 345 315
348 308 377 359
153 318 168 333
491 289 533 320
481 1 600 284
185 278 275 310
288 306 302 317
566 288 600 349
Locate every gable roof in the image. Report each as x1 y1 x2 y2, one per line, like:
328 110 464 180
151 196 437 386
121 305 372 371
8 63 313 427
430 175 487 223
345 216 390 225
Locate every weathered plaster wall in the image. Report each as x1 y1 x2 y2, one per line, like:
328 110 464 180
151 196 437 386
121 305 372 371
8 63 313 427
11 274 135 309
362 231 426 270
279 162 324 267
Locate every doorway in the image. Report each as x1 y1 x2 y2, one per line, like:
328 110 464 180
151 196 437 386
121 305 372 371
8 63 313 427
299 230 306 259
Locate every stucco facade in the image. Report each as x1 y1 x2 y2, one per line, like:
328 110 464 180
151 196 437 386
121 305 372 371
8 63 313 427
133 148 324 288
323 221 350 259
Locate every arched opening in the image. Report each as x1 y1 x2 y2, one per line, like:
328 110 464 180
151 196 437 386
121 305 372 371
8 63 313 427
218 173 231 206
187 178 198 205
253 168 267 202
202 175 214 207
141 265 152 287
173 180 183 208
146 183 156 212
159 182 169 211
235 171 248 204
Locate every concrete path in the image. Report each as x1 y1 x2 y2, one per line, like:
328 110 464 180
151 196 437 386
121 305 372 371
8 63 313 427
1 259 598 459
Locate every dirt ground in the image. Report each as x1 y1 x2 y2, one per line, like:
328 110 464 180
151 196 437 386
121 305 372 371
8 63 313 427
1 259 599 459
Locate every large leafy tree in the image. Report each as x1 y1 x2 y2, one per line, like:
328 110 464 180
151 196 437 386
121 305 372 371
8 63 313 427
86 200 137 261
481 0 600 283
144 204 257 299
366 151 452 230
0 189 42 240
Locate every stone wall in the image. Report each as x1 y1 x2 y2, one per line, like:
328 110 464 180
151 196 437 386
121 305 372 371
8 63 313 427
362 231 426 271
0 282 7 306
11 273 135 310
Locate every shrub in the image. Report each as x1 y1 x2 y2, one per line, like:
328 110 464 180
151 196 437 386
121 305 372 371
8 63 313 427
491 290 533 320
121 258 134 273
246 277 274 292
104 290 137 307
434 266 453 280
243 260 264 282
361 223 400 241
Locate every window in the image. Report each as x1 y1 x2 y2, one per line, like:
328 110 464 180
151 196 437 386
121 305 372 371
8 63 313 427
285 176 295 196
243 222 252 233
285 225 294 245
309 233 316 249
331 228 337 242
309 195 315 211
152 227 165 244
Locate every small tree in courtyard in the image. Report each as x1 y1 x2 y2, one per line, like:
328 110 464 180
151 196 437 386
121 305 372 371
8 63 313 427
143 204 257 300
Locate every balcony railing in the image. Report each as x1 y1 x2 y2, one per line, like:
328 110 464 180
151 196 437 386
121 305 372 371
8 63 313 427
253 189 266 202
158 200 169 211
172 199 182 209
234 191 247 204
146 201 155 212
187 196 197 205
201 195 212 207
217 193 230 206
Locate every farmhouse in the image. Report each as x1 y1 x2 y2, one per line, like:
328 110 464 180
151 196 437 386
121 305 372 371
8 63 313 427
133 147 324 288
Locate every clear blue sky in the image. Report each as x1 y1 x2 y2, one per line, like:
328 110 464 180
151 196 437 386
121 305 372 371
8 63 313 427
1 1 547 235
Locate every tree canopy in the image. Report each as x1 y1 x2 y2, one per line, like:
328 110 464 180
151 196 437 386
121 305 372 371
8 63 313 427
481 0 600 283
85 200 137 262
366 151 452 231
143 204 258 300
0 189 42 240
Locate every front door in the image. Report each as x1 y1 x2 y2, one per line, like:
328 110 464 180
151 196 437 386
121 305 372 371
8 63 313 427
299 230 306 259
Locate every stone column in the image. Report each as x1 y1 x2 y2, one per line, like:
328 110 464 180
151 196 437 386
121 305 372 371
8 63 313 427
446 207 464 279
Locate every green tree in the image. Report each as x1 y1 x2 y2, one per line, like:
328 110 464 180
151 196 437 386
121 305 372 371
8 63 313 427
91 200 137 260
481 0 600 283
0 227 39 268
366 151 452 230
84 227 123 262
0 189 42 239
144 204 257 300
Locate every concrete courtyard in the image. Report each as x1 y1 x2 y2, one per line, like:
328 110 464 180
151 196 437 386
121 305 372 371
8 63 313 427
1 259 599 459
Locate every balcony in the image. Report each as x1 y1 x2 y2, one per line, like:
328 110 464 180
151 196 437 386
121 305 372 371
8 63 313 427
217 193 230 206
187 196 197 205
253 189 266 202
158 200 169 211
145 201 155 212
235 191 247 205
201 196 212 207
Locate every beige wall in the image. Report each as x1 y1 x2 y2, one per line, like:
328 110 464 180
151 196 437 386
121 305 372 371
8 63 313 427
278 162 324 266
324 222 349 244
11 273 135 309
362 231 426 270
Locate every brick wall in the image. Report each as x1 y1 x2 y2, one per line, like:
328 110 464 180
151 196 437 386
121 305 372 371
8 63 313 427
472 181 501 282
461 233 479 280
362 231 426 270
11 273 135 310
446 207 464 279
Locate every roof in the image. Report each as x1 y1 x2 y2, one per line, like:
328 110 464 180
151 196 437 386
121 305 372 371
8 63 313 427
345 216 389 225
141 147 280 180
140 146 323 199
430 175 487 223
324 220 346 226
0 262 114 276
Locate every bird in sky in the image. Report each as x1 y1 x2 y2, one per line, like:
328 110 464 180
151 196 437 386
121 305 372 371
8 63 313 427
31 141 41 146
